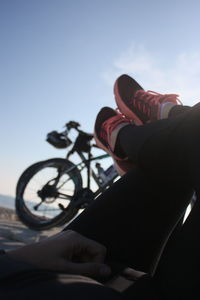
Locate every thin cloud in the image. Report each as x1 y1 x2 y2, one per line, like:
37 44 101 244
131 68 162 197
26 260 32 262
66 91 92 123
102 44 200 106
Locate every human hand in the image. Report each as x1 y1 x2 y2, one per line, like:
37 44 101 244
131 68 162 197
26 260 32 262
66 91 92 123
7 230 111 279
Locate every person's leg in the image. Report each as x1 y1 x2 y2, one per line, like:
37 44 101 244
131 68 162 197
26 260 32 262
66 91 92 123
137 102 200 191
93 105 193 177
113 74 200 187
66 104 200 275
117 103 200 186
153 192 200 299
66 101 200 278
168 104 191 117
66 166 193 275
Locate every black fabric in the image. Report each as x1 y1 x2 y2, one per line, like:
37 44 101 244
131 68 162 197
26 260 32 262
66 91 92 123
66 104 200 298
66 168 192 275
0 270 123 300
0 249 6 255
168 104 191 118
2 103 200 299
120 102 200 190
0 254 38 281
154 196 200 300
123 275 160 300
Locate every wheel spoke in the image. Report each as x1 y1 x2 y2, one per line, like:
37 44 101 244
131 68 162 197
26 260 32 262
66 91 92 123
56 192 73 200
57 177 71 189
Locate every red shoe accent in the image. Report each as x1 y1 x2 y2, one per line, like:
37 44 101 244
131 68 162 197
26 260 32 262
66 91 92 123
114 74 182 123
94 107 134 175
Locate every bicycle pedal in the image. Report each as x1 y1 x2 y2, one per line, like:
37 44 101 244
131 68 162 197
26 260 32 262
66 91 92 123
58 203 65 211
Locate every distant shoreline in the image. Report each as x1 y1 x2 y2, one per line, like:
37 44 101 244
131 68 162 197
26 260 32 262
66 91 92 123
0 206 18 221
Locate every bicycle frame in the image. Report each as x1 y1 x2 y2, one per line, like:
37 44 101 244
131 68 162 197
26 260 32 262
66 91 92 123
76 150 111 191
66 147 117 196
48 122 119 200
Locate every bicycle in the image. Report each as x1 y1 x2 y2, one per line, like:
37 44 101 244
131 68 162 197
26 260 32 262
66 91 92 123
15 121 120 231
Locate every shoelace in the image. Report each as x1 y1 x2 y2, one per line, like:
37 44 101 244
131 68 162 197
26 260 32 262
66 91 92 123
133 90 181 117
100 114 130 144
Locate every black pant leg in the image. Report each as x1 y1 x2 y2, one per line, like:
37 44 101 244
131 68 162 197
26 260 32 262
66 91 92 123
154 195 200 299
119 102 200 191
65 167 193 275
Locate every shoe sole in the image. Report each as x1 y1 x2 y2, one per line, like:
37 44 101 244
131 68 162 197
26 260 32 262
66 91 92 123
94 133 129 176
94 107 130 176
94 130 126 176
94 107 117 155
114 74 144 125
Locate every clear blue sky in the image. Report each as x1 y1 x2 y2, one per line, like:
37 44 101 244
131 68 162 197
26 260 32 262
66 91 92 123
1 0 200 196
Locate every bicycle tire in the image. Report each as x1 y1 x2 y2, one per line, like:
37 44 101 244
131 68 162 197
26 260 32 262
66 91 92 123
15 158 82 230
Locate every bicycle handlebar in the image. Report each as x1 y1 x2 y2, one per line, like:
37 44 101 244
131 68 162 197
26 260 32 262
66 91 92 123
64 121 93 138
65 121 80 130
48 121 102 151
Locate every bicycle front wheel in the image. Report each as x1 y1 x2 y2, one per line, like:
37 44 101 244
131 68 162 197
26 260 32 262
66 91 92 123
16 158 82 230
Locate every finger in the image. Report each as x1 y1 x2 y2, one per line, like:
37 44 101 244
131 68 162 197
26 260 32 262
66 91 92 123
62 261 111 279
77 236 107 262
61 230 107 262
75 250 106 263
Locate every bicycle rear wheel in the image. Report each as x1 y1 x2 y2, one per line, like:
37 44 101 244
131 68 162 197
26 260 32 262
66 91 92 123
16 158 82 230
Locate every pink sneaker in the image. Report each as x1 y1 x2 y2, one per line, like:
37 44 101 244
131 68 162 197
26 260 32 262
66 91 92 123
114 74 182 124
94 107 134 175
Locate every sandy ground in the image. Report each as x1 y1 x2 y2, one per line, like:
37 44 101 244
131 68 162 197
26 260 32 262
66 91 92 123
0 207 61 250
